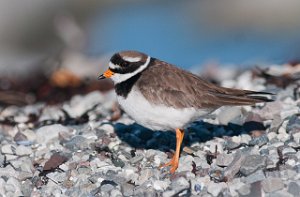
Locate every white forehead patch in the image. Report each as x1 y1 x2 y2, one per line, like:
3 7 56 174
122 56 141 62
109 62 119 69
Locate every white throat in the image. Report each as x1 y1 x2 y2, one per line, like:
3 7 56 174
111 56 151 84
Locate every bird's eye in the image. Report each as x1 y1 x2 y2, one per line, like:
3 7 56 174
121 62 128 67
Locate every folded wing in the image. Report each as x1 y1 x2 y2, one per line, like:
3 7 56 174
137 60 273 109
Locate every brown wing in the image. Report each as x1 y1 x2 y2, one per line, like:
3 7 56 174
137 59 272 109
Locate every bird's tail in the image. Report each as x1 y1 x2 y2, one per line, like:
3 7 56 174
211 88 274 106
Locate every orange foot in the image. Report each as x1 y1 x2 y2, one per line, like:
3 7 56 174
160 157 179 174
159 128 184 174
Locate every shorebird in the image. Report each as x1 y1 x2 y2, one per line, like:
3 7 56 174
98 50 272 173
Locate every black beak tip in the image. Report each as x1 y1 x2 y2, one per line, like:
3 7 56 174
98 74 105 80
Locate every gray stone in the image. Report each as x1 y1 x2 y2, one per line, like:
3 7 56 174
100 181 117 193
0 165 18 179
230 135 240 144
14 115 29 123
294 164 300 173
110 189 123 197
6 177 23 196
15 145 32 156
268 132 277 140
218 106 243 125
191 179 204 195
46 172 67 184
259 101 283 120
162 190 176 197
177 155 194 172
278 133 290 142
9 160 23 169
0 178 5 196
5 154 18 161
90 186 102 196
209 169 225 182
108 141 120 151
90 171 126 185
243 170 265 184
98 124 115 135
288 182 300 196
1 144 16 155
121 183 134 196
237 184 251 195
134 187 156 197
249 135 269 147
207 182 226 197
224 150 247 181
241 134 252 144
287 115 300 132
286 158 297 167
280 169 297 180
5 184 15 193
240 155 267 175
209 142 224 154
224 140 240 150
153 152 168 167
63 91 104 117
216 153 234 167
77 166 92 174
260 148 269 155
65 135 91 151
136 169 153 185
36 124 69 144
280 106 299 120
271 190 293 197
262 178 284 193
18 171 33 181
194 156 210 169
245 181 264 197
171 177 189 191
111 155 125 168
153 180 170 191
59 163 69 172
193 150 206 159
20 179 32 197
272 142 284 148
14 131 31 146
129 154 144 164
0 153 5 167
282 147 297 155
22 129 37 142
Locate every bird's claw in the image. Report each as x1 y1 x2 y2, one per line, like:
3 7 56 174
159 158 178 174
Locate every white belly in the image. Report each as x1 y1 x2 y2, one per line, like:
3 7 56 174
117 87 212 131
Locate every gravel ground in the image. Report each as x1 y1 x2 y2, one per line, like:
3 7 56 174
0 66 300 197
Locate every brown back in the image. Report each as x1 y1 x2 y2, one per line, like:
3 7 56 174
136 59 271 109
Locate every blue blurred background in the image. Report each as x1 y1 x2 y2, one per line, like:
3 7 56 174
87 0 300 68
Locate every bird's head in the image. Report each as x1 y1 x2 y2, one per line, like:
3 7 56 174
98 51 151 84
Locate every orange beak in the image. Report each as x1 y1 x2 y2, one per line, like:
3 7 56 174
98 69 114 80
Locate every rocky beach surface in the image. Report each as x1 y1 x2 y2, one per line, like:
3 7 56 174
0 65 300 197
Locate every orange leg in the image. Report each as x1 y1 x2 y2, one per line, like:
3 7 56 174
160 128 184 173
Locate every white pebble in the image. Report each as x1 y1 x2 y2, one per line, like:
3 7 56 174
153 180 170 191
267 132 277 140
15 145 32 156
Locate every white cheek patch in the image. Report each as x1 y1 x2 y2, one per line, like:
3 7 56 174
109 62 120 69
122 56 142 62
111 56 151 84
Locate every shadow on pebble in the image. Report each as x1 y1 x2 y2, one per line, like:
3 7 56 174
113 120 266 152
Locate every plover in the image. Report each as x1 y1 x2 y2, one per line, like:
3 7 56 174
98 50 273 173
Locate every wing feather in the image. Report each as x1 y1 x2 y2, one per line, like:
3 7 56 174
137 60 272 109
